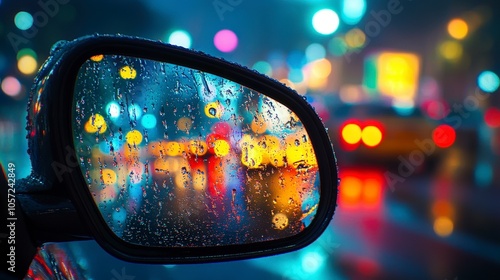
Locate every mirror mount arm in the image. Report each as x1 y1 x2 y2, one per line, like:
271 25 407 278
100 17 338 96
15 191 93 244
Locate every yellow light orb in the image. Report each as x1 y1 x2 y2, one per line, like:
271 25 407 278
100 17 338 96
270 149 286 167
84 113 107 134
125 130 143 145
433 216 454 237
241 140 263 169
341 176 363 200
285 134 316 168
164 142 183 156
18 55 38 75
361 126 382 147
213 139 230 157
310 58 332 79
447 18 468 40
272 213 289 230
189 140 208 156
101 168 117 184
341 124 362 144
439 41 463 61
90 54 104 62
119 65 137 79
345 28 366 48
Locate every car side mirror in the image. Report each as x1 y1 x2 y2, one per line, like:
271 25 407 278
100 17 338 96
25 34 338 263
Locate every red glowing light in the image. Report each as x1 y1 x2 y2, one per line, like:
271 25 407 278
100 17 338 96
432 124 456 148
485 107 500 128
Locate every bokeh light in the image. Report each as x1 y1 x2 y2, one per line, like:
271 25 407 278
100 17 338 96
141 114 157 129
102 168 117 184
106 101 121 118
312 9 340 35
484 107 500 128
128 104 142 120
305 43 326 62
1 76 22 97
361 126 382 147
119 65 137 79
341 0 366 25
447 18 468 40
177 117 193 131
477 71 499 93
16 48 37 61
342 123 362 144
214 29 238 53
438 41 463 61
309 58 332 80
14 11 33 30
345 28 366 48
84 114 107 134
252 61 273 76
17 55 38 75
125 130 143 145
168 30 192 48
432 124 456 148
213 139 230 157
90 54 104 62
433 216 454 237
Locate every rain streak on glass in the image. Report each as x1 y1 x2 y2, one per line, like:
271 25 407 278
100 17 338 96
72 54 320 247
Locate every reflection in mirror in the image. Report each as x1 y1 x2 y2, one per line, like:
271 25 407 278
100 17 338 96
72 54 320 247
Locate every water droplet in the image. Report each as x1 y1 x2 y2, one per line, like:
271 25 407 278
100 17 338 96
209 107 217 117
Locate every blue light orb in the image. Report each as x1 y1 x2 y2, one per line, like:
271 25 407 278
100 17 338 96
477 71 499 93
14 11 33 31
141 114 157 129
342 0 366 25
252 61 273 76
106 101 121 119
168 30 192 49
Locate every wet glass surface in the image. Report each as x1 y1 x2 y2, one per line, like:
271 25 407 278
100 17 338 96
72 55 320 247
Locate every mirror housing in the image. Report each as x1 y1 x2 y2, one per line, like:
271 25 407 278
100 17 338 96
25 34 338 263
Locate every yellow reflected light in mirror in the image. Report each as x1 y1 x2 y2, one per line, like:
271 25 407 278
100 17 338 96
119 65 137 79
164 142 183 156
213 139 230 157
189 140 208 156
84 114 107 134
272 213 289 230
101 168 117 184
125 130 143 145
241 136 263 168
90 54 104 62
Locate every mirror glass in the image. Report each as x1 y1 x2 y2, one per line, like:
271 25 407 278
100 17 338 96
72 54 320 247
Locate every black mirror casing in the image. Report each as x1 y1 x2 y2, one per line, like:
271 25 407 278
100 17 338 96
26 34 338 263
